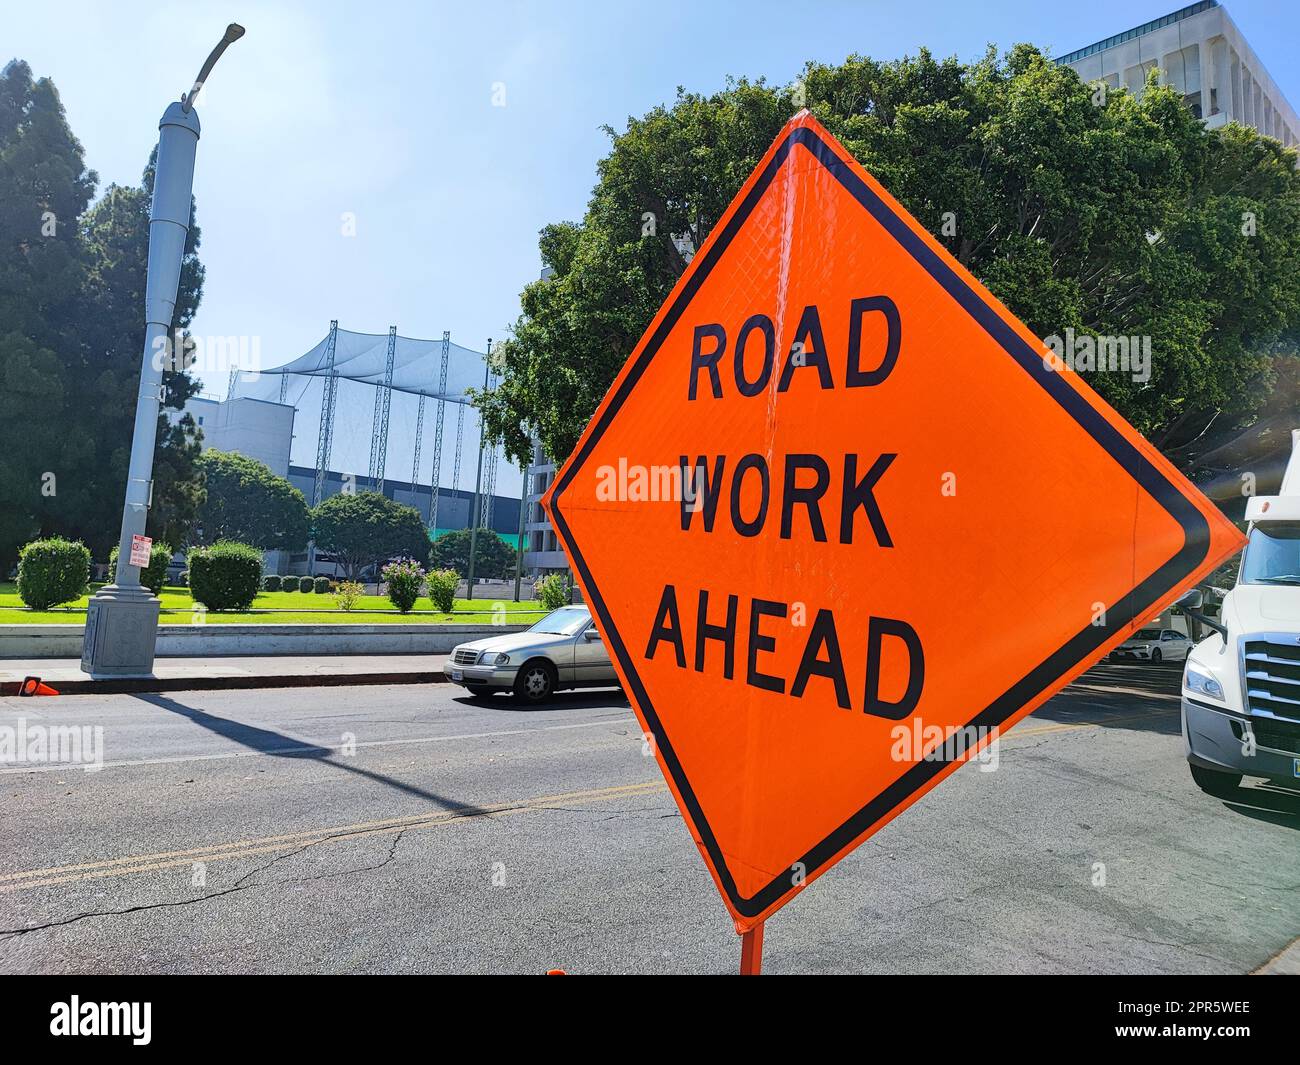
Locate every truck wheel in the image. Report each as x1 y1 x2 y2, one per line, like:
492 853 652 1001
514 660 556 704
1190 763 1242 798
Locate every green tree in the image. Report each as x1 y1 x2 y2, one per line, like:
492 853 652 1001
0 59 95 568
0 59 208 567
196 450 310 551
72 151 206 552
475 47 1300 479
429 526 518 580
310 491 429 580
805 47 1300 453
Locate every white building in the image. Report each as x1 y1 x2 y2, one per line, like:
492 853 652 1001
179 395 296 477
522 438 569 576
173 394 297 572
1059 1 1298 146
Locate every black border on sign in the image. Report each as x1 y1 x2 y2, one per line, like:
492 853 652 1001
549 125 1211 920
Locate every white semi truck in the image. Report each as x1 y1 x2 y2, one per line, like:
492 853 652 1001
1181 429 1300 796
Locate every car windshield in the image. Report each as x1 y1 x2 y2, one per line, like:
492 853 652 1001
1133 628 1161 640
1239 522 1300 586
529 607 592 636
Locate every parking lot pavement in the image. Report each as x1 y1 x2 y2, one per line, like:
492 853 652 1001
0 663 1296 974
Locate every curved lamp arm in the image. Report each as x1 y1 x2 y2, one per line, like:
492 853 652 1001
181 23 246 112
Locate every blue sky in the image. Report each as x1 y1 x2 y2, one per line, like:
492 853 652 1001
11 0 1298 400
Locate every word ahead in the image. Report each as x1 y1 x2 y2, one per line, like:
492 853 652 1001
645 584 924 719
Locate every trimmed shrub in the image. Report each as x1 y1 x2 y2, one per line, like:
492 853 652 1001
535 573 571 612
299 576 315 593
313 575 331 594
333 581 364 611
108 541 173 596
426 568 459 614
263 574 282 592
187 541 263 611
17 537 91 610
382 558 424 614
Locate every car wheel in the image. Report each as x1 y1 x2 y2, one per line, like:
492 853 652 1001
1190 763 1242 798
1151 648 1162 663
514 660 556 704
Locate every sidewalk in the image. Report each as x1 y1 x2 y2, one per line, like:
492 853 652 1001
0 654 451 696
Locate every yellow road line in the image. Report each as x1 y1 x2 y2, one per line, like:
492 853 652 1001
1010 706 1176 740
0 780 666 894
0 706 1176 895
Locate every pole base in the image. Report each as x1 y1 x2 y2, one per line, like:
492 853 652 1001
81 586 161 676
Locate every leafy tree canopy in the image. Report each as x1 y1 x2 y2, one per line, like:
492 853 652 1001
196 450 310 551
475 46 1300 491
310 491 429 580
0 59 207 567
429 526 518 580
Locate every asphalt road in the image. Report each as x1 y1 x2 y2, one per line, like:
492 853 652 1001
0 663 1296 975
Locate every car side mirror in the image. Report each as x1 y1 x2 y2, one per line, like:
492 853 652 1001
584 628 601 641
1176 588 1204 610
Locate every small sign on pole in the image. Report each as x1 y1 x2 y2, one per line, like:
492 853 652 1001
129 534 153 569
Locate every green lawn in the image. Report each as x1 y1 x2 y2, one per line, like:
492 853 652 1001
0 583 546 626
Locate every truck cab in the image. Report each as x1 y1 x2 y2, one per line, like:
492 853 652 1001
1182 429 1300 796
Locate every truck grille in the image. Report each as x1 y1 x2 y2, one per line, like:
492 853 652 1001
1242 638 1300 720
1251 717 1300 756
452 649 480 666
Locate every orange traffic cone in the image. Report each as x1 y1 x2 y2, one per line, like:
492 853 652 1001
19 677 59 697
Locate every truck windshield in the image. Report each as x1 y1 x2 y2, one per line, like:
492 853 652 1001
529 608 592 636
1239 522 1300 586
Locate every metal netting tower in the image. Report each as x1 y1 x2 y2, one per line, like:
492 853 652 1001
311 320 340 507
449 401 466 526
427 331 452 531
480 370 501 529
367 326 397 493
226 322 514 569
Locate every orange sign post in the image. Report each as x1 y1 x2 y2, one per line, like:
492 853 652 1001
543 111 1244 972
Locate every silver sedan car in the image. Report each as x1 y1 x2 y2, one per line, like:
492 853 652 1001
443 605 618 703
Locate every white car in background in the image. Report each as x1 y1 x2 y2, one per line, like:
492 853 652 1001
1108 627 1193 663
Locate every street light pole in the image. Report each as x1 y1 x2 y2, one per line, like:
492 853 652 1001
81 24 245 677
512 454 528 603
464 342 491 602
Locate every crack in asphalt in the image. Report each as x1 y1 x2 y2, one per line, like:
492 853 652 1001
0 829 410 942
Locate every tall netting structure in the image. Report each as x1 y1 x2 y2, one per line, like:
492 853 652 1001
227 324 510 535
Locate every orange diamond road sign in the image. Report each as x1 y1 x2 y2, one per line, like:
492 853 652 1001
542 111 1244 933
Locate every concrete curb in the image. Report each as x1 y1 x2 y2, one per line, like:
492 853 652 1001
1255 936 1300 974
0 670 452 697
0 622 529 659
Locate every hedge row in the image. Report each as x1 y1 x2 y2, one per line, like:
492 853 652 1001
263 575 336 593
13 538 532 616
